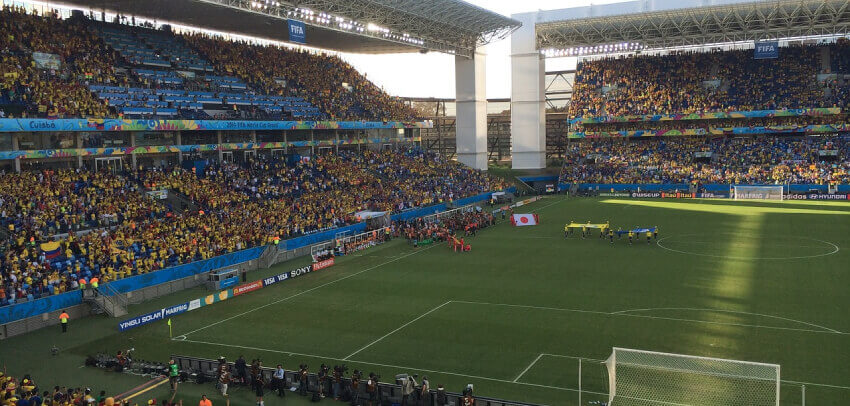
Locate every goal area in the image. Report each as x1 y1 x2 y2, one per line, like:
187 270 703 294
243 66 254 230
605 348 780 406
732 185 785 200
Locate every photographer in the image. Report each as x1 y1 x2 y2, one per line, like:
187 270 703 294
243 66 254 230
218 364 230 406
366 373 379 406
462 386 475 406
418 376 429 406
349 370 362 406
401 375 417 406
298 364 309 396
434 384 447 406
253 366 265 406
332 365 346 400
272 364 286 397
234 356 247 385
318 364 330 399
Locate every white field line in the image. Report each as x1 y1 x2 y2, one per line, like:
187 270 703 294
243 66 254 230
513 353 544 382
611 307 841 333
542 353 605 362
178 244 440 338
343 301 452 360
531 196 569 212
452 300 848 335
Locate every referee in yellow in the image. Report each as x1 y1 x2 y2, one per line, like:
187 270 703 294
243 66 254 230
59 310 70 333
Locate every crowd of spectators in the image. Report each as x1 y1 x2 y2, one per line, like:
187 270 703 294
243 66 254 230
183 34 417 121
569 45 841 119
0 6 116 118
559 135 850 185
0 6 417 122
573 115 849 133
0 149 504 306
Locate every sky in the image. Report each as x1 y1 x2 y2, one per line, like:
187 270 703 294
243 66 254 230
340 0 622 99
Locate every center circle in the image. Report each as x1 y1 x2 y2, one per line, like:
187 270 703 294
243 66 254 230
656 233 839 260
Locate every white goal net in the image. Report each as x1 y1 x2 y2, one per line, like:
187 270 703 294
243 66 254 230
605 348 780 406
732 185 785 200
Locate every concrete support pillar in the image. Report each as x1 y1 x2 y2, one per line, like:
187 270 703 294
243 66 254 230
310 130 315 155
335 130 339 154
216 130 223 162
12 133 20 173
176 131 183 164
250 130 257 144
510 13 546 169
455 47 488 170
75 133 83 169
130 133 137 170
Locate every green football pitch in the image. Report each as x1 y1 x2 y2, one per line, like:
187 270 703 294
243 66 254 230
2 196 849 405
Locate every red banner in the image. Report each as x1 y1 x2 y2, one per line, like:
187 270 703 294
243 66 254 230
233 280 264 296
312 258 335 271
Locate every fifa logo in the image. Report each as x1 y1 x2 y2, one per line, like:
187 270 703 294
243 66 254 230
756 44 775 53
291 25 304 35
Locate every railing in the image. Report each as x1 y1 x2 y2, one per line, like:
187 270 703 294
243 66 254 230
419 203 479 225
99 283 129 309
83 286 127 318
173 354 544 406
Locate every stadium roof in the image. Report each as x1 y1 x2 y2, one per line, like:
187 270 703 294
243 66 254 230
535 0 850 55
62 0 520 57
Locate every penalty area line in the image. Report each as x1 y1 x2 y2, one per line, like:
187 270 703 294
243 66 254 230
343 301 452 360
513 353 544 382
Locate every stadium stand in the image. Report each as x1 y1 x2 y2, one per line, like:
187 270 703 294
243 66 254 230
0 6 416 121
0 149 504 307
568 45 840 118
558 135 850 186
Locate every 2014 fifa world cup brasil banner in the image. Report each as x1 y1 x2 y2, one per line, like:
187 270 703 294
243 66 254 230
0 118 433 133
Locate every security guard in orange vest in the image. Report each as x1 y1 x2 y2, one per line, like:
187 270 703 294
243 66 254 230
79 278 87 290
59 310 70 333
90 277 99 289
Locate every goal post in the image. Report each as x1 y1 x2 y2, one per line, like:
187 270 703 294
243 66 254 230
732 185 785 200
605 348 780 406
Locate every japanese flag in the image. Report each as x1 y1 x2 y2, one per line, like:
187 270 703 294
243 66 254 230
511 214 539 226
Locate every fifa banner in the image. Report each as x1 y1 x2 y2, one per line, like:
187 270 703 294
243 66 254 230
754 41 779 59
118 258 335 331
511 214 539 226
288 19 306 44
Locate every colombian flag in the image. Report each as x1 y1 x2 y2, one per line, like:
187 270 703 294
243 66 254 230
40 241 62 260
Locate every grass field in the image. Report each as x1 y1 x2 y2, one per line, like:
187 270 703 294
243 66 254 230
2 196 849 405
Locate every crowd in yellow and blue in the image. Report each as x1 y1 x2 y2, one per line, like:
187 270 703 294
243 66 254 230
0 150 507 307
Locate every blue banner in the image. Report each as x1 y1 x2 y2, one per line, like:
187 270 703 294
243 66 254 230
288 19 306 44
754 41 779 59
219 276 239 289
0 118 431 133
118 308 164 331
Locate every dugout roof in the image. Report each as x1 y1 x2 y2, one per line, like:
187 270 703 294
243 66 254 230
61 0 520 57
535 0 850 54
